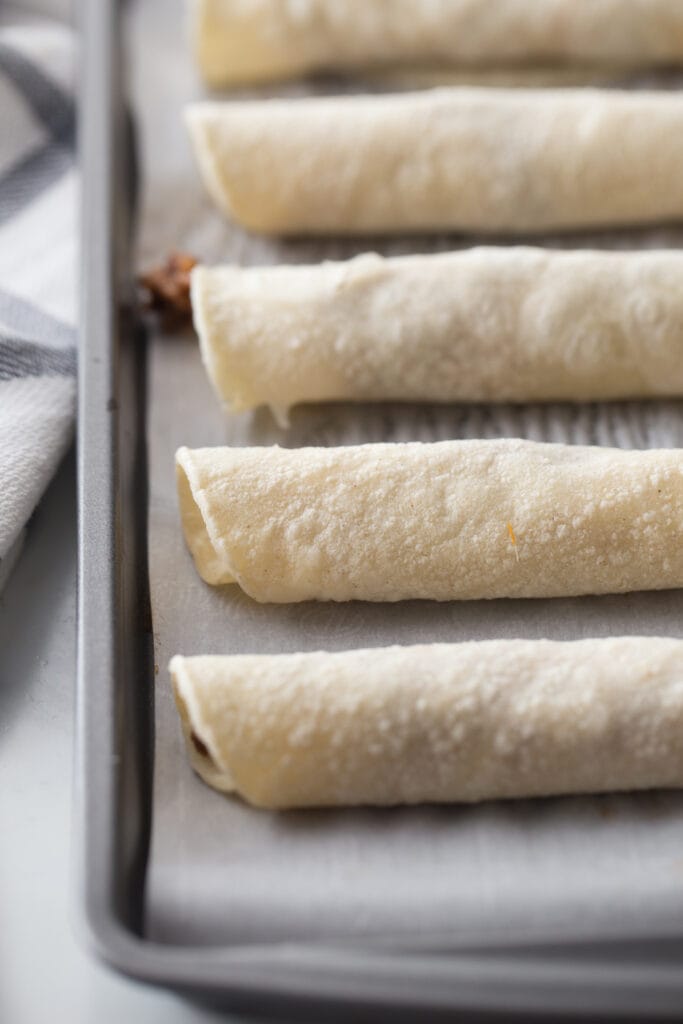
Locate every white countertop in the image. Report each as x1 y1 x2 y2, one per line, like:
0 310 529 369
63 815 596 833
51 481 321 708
0 449 248 1023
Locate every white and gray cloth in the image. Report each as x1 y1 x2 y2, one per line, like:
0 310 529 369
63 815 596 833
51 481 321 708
0 18 77 589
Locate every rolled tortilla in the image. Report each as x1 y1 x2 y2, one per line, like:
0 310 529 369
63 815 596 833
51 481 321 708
170 638 683 808
193 0 683 86
176 439 683 603
192 248 683 419
186 88 683 235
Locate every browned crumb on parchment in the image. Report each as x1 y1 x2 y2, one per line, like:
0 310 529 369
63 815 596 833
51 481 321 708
139 250 197 328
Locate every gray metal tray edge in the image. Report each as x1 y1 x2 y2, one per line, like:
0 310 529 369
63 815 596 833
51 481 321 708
74 0 683 1016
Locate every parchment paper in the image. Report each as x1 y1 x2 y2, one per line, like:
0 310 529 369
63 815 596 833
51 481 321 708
129 0 683 948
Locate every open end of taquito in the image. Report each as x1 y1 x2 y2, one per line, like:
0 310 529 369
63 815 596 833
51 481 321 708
175 446 236 586
190 265 292 426
170 655 235 793
189 264 236 410
184 105 238 224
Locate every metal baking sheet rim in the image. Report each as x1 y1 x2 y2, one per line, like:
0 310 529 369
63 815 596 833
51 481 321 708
75 0 683 1015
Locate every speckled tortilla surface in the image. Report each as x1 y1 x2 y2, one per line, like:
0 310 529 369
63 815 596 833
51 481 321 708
192 248 683 417
176 439 683 603
170 638 683 808
193 0 683 85
186 88 683 234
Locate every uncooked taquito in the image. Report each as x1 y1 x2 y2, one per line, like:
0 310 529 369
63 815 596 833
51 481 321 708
175 439 683 603
170 638 683 809
186 88 683 235
193 0 683 86
192 248 683 420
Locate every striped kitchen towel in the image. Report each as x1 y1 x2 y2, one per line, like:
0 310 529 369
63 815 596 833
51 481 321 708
0 17 76 589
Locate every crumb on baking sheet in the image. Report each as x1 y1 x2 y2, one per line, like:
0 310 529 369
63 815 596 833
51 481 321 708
139 250 197 328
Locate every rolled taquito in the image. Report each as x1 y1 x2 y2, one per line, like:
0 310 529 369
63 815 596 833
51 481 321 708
193 0 683 86
192 248 683 420
186 88 683 235
171 638 683 808
176 439 683 603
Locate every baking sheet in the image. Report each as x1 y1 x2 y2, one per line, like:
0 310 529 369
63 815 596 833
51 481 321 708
130 0 683 948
